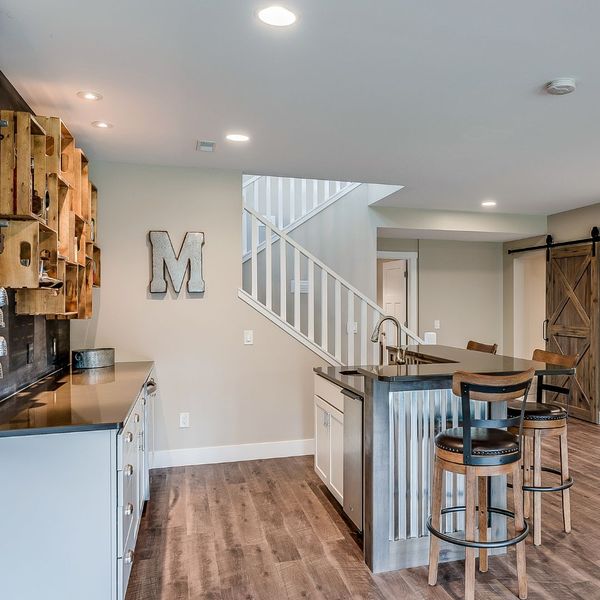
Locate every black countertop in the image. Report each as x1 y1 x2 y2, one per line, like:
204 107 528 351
0 361 154 437
314 345 575 390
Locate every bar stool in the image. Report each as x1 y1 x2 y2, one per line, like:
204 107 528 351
507 349 577 546
428 369 534 600
467 340 498 354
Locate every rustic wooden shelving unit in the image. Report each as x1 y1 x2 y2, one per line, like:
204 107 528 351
0 110 101 319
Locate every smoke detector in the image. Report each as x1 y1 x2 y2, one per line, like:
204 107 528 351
545 78 576 95
196 140 216 152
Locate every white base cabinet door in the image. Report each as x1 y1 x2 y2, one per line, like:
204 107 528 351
328 407 344 504
314 394 344 504
314 396 331 483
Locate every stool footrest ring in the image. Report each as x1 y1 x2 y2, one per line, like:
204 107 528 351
521 465 574 493
427 506 529 549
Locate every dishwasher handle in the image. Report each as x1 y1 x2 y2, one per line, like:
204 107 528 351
340 388 363 401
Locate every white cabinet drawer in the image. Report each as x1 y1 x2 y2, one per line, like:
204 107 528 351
117 542 135 600
117 496 135 558
117 457 138 556
117 399 143 470
314 374 344 413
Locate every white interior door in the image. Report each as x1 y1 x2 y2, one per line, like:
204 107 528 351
382 260 408 345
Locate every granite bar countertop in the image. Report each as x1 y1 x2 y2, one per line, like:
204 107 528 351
315 345 575 389
0 361 154 437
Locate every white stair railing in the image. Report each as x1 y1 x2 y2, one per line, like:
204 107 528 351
239 205 423 366
242 175 360 255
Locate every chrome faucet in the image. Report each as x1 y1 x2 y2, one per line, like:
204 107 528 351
371 316 406 364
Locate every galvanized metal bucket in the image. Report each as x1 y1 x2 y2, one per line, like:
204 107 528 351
72 348 115 369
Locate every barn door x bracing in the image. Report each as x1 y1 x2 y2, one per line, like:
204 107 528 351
546 243 599 423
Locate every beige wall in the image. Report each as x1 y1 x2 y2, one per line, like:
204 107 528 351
418 240 504 350
377 238 419 253
71 162 325 454
547 202 600 242
290 184 378 298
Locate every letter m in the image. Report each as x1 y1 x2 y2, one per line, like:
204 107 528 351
149 231 205 293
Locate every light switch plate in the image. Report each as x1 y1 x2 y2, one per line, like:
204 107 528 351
244 330 254 345
434 320 441 330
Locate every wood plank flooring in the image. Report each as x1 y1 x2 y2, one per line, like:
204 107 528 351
127 419 600 600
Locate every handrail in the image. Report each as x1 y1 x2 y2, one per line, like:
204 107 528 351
242 204 424 346
242 175 262 188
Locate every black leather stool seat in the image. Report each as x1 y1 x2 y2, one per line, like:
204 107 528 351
435 427 519 456
507 401 567 421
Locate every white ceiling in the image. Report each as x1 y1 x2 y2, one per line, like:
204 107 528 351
2 1 600 215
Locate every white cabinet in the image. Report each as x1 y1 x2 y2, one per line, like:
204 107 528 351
0 365 156 600
314 374 345 505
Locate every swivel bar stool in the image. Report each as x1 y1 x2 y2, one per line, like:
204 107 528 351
428 369 534 600
507 349 577 546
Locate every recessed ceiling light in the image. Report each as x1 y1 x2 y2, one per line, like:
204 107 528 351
226 133 250 142
77 90 103 101
481 200 497 207
258 6 297 27
91 120 113 129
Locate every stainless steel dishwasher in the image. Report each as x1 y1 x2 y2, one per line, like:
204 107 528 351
341 388 363 532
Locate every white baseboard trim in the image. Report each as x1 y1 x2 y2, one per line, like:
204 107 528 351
152 438 315 469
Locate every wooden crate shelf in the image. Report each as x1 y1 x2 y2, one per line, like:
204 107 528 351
1 110 100 319
90 183 98 243
16 259 66 315
92 245 101 288
38 116 76 189
0 219 58 289
0 111 50 223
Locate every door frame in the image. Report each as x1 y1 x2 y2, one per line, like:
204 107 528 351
376 251 418 339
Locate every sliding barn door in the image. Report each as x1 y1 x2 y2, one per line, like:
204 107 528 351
546 243 599 423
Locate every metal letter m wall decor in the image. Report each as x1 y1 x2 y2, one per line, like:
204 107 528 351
149 231 205 293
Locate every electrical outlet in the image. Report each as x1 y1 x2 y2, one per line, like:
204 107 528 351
434 320 441 330
244 330 254 345
347 321 358 334
179 412 190 428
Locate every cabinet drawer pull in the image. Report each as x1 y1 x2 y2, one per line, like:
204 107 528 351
124 464 134 477
125 432 134 443
134 413 140 424
124 502 134 516
125 549 134 565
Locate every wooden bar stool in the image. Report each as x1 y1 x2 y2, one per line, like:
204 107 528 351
428 369 534 600
508 349 577 546
467 340 498 354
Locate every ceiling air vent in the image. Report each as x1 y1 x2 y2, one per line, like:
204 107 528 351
196 140 216 152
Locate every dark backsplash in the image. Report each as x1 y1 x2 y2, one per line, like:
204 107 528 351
0 291 70 400
0 71 71 400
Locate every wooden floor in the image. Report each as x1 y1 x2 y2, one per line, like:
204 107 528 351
127 419 600 600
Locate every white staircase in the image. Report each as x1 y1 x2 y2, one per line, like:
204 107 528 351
239 184 423 365
242 176 360 257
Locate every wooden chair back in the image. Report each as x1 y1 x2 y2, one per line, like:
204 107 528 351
452 369 535 465
532 348 578 404
466 340 498 354
532 348 578 369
